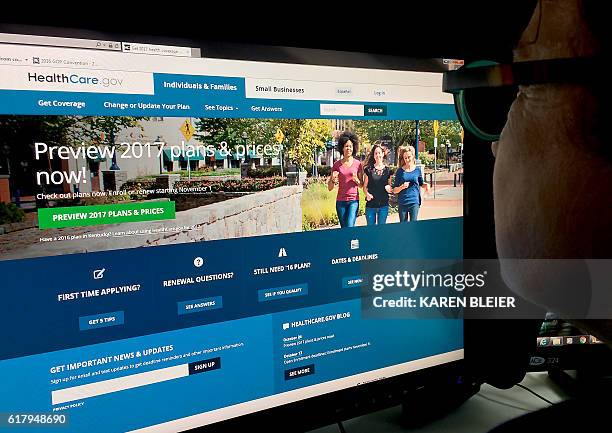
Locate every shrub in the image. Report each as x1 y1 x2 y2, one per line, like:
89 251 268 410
310 165 331 177
172 168 240 177
319 165 331 177
175 177 286 193
120 179 157 192
303 176 329 189
418 152 436 168
247 165 282 178
0 203 26 224
81 195 132 206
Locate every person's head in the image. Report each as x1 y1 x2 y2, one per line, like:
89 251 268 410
336 132 359 157
397 145 415 168
365 142 385 168
493 0 612 341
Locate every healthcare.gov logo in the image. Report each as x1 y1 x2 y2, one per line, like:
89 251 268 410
27 71 124 88
0 65 154 95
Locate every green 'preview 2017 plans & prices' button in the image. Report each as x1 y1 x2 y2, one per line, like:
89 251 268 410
38 201 176 229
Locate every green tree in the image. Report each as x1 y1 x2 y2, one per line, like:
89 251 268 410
194 118 332 170
0 115 147 164
194 118 257 148
267 119 332 169
75 116 149 170
287 119 332 169
418 120 462 153
194 118 266 166
352 120 417 158
0 115 84 153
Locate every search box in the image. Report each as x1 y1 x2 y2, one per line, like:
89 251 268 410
320 104 364 117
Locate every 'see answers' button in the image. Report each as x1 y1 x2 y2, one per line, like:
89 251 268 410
364 105 387 116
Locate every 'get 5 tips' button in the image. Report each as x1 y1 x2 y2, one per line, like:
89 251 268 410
79 311 124 331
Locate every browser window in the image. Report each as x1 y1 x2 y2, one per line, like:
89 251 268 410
0 35 464 433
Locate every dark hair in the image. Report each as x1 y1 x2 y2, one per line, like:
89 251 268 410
365 142 386 169
336 132 359 155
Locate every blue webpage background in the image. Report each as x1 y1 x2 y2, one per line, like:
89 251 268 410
0 219 463 433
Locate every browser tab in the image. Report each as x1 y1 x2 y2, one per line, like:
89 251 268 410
121 42 193 57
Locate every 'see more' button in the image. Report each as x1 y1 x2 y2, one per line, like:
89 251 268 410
342 275 366 288
284 364 315 381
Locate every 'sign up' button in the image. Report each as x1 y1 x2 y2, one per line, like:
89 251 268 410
188 357 221 375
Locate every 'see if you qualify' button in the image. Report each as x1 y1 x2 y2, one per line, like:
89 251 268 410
38 202 176 229
258 284 308 302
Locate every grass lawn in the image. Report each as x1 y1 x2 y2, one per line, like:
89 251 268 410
301 182 366 230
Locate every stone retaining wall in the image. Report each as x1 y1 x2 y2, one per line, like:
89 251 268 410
3 186 302 259
147 185 302 246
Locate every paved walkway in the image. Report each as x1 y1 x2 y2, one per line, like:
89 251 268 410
354 186 463 226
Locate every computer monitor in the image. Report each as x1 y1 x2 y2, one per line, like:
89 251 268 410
0 27 464 432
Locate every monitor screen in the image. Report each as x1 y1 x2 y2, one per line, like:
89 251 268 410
0 31 464 432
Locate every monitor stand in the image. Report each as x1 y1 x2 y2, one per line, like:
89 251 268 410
399 379 480 428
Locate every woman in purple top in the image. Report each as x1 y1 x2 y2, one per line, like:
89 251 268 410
327 132 363 228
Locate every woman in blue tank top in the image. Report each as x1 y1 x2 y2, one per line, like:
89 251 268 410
392 145 429 222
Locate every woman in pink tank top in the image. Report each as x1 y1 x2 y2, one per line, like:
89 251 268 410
327 132 363 228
